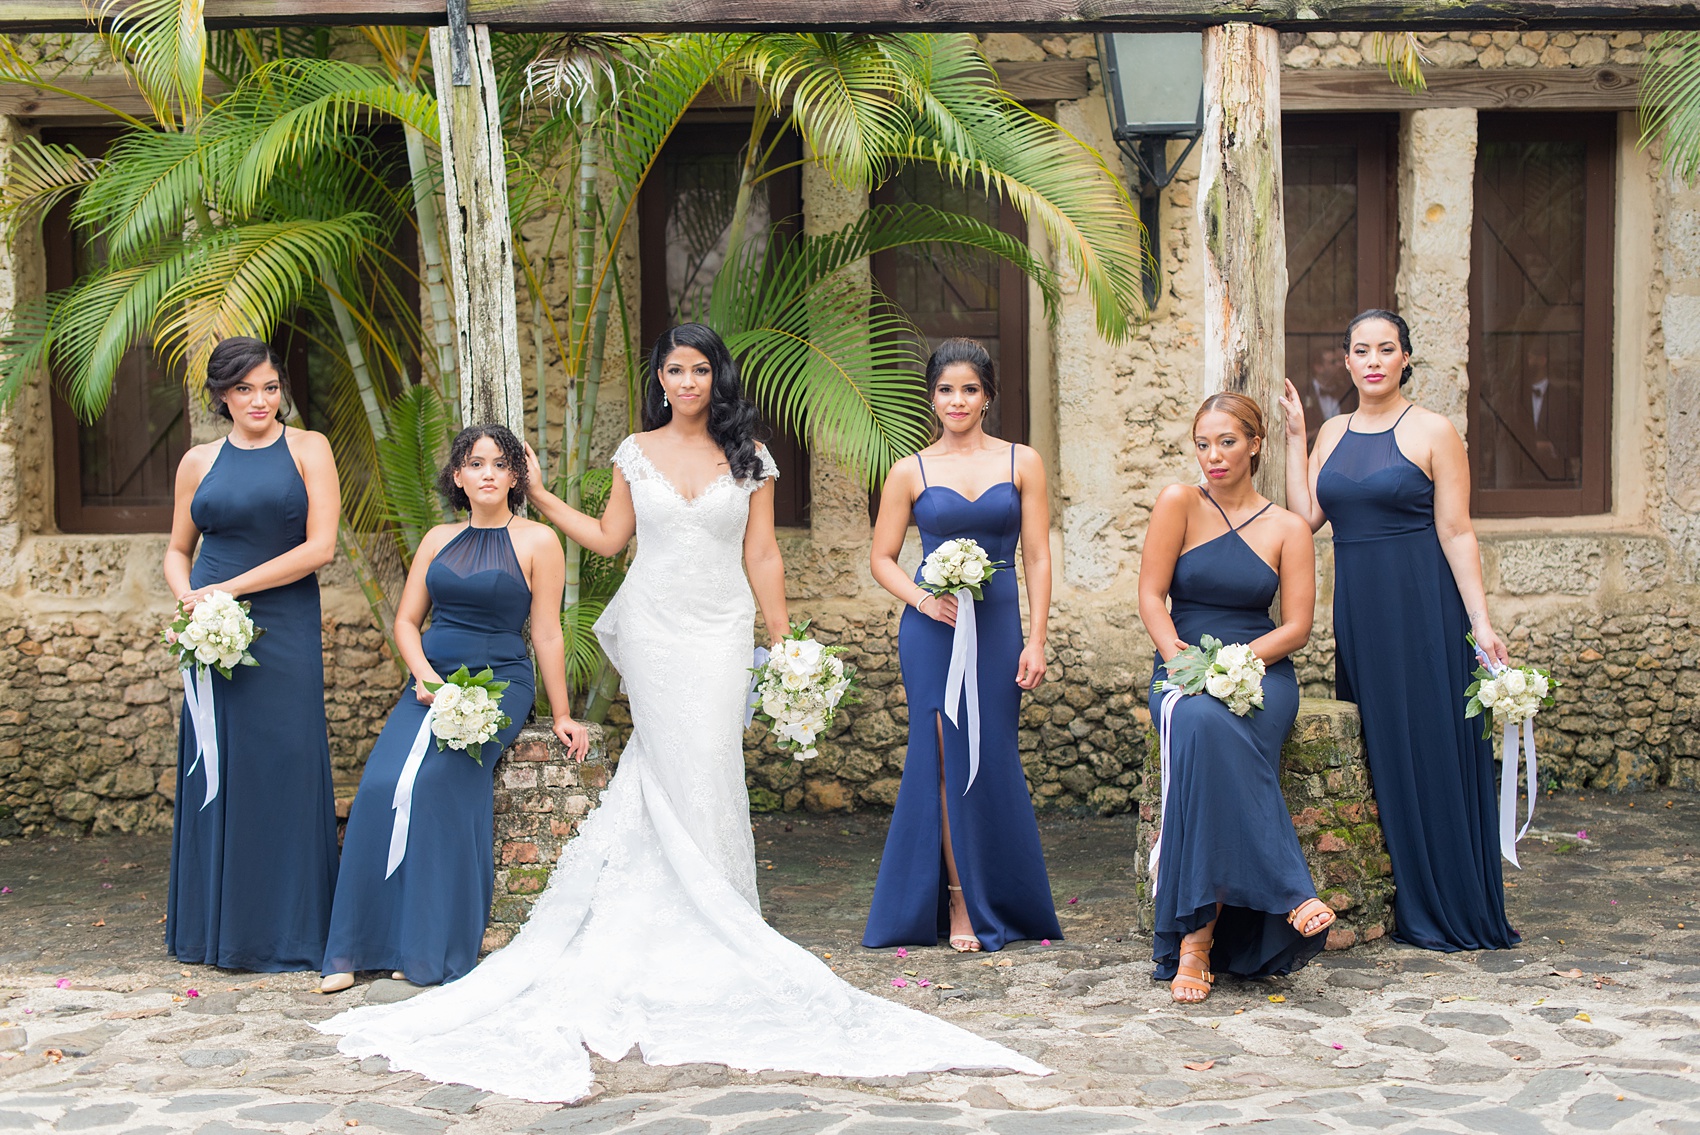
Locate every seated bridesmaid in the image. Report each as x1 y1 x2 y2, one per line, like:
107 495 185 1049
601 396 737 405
1137 393 1335 1004
319 425 590 993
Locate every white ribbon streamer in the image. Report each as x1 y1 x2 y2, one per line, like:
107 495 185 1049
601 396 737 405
744 646 770 729
941 588 982 793
1473 644 1538 868
386 706 439 879
179 666 220 811
1147 685 1185 899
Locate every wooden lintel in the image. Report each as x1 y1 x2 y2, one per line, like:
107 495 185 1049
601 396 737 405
697 58 1090 109
0 75 229 119
5 0 1700 32
1282 65 1642 111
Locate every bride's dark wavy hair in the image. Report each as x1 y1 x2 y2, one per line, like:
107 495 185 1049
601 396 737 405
643 323 766 484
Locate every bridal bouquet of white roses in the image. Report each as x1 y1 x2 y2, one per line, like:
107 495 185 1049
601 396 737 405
424 665 513 766
163 590 263 677
1464 636 1557 738
919 538 1004 599
1162 634 1266 717
751 622 858 761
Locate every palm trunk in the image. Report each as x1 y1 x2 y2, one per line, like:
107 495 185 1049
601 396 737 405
560 79 603 615
402 115 459 410
322 269 387 443
533 291 549 482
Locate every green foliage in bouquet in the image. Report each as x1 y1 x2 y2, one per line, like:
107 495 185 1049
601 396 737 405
1463 635 1559 740
1160 634 1224 696
423 664 513 765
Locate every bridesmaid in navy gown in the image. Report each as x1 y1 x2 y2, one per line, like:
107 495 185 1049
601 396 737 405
320 426 590 992
1281 309 1518 952
163 337 341 972
864 338 1060 953
1138 393 1334 1003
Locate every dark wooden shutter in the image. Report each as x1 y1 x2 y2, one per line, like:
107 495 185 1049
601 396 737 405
1469 112 1614 518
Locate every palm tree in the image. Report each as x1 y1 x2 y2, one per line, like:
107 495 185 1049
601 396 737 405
1641 32 1700 179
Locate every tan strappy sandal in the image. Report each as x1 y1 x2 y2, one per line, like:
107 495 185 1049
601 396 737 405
946 885 981 952
1171 937 1214 1004
1287 898 1337 939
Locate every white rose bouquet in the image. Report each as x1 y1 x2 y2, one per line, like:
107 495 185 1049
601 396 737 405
424 665 513 766
750 621 858 761
1464 635 1557 738
1162 634 1266 717
918 538 1005 601
163 591 263 677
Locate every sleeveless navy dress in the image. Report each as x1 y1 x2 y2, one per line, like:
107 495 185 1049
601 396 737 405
322 523 537 984
1317 409 1518 952
166 430 339 972
1148 492 1323 981
864 448 1061 952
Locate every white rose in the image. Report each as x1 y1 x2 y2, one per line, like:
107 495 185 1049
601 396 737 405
959 560 985 584
433 683 463 712
1502 670 1527 697
1205 673 1235 699
1530 673 1549 699
1478 679 1501 709
921 561 948 588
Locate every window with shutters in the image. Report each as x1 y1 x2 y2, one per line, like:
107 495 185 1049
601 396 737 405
1469 112 1614 517
1282 115 1399 451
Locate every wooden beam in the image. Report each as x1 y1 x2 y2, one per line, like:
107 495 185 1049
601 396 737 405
0 75 229 119
433 23 524 432
1282 65 1641 111
695 58 1090 108
1199 22 1288 505
6 0 1700 31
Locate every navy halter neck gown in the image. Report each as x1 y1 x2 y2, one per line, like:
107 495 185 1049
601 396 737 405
864 448 1061 952
1147 491 1324 981
166 430 339 972
1317 409 1517 952
323 523 537 984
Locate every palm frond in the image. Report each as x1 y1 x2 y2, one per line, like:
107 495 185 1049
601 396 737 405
87 0 208 129
71 126 206 261
0 135 102 237
1364 32 1429 94
375 382 454 554
153 213 377 386
46 243 187 420
0 293 58 411
561 598 611 693
1642 31 1700 181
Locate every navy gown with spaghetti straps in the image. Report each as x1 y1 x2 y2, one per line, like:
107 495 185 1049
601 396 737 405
863 447 1061 952
166 429 339 972
1317 408 1518 952
322 522 537 985
1147 491 1324 981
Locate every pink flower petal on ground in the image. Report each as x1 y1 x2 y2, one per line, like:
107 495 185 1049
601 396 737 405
101 883 112 889
22 1008 32 1014
185 989 200 998
894 948 908 959
1331 1043 1344 1050
54 979 69 989
1577 830 1588 839
918 980 932 988
1068 897 1079 904
1042 939 1052 946
0 887 10 895
891 978 909 988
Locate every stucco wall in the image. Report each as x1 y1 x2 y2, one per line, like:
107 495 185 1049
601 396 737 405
1 28 1697 836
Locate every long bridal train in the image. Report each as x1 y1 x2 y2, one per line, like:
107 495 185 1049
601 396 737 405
320 437 1046 1103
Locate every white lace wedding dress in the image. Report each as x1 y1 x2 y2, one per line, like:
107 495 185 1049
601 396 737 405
320 436 1048 1103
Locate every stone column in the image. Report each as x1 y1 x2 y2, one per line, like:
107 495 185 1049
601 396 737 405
1395 108 1477 439
1198 23 1288 504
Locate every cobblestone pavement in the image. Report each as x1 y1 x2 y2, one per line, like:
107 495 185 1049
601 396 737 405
2 793 1698 1133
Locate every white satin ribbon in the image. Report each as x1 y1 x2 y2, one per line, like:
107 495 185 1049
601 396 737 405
744 646 770 728
942 588 983 793
385 706 439 879
179 666 220 811
1473 645 1538 868
1147 685 1185 899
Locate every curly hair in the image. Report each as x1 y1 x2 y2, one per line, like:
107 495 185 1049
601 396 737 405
1342 309 1415 386
643 323 766 484
436 424 529 514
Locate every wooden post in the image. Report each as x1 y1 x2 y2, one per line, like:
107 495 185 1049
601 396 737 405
1198 22 1287 504
432 19 524 433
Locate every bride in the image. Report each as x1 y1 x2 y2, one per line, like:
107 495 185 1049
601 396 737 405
321 323 1046 1102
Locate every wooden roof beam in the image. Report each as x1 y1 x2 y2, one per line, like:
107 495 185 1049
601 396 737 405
6 0 1700 33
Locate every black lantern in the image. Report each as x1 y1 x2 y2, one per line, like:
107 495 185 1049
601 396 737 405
1097 32 1205 305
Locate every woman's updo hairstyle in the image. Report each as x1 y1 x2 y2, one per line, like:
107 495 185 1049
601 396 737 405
643 323 766 484
1342 309 1415 386
924 337 997 405
436 424 529 514
1192 392 1268 476
205 336 291 420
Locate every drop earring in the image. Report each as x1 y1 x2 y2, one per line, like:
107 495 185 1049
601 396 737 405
662 390 670 408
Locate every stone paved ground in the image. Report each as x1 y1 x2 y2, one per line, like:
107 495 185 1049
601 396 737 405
2 793 1698 1134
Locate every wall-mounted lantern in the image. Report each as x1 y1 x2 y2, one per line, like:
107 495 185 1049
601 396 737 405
1097 32 1205 306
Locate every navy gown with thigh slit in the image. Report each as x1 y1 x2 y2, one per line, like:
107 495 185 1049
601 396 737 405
322 522 537 985
166 429 339 972
1317 408 1518 952
1148 491 1324 981
863 447 1061 952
